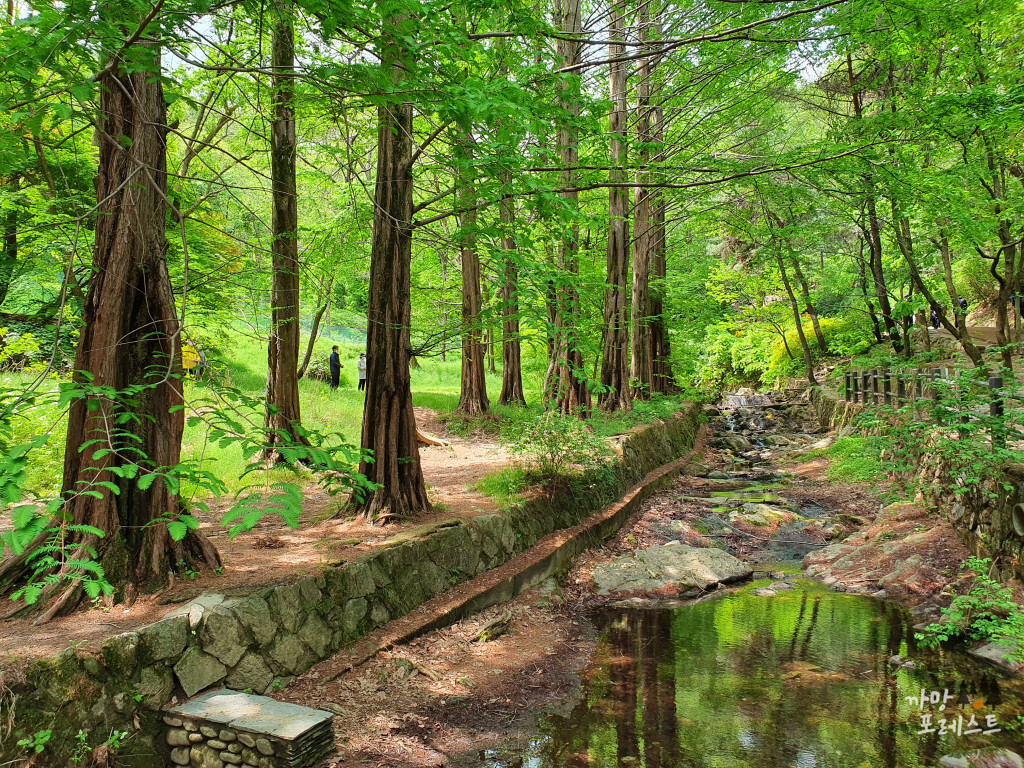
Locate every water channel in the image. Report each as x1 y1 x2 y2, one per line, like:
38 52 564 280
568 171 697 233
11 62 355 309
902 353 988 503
486 581 1024 768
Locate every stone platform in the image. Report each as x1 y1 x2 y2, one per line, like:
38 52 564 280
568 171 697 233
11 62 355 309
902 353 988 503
165 689 333 768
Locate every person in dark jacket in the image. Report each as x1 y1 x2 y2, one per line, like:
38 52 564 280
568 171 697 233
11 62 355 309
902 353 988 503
329 346 342 390
930 309 940 329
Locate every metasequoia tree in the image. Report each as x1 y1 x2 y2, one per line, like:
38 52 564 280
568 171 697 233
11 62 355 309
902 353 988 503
0 40 219 614
356 11 429 521
264 0 307 457
598 0 631 411
629 0 654 399
648 40 672 394
547 0 590 415
497 171 526 405
456 136 489 414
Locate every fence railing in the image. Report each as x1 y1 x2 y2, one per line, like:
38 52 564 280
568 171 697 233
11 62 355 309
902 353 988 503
842 367 1008 448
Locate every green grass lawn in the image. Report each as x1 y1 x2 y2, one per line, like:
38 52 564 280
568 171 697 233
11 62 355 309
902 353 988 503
7 325 693 500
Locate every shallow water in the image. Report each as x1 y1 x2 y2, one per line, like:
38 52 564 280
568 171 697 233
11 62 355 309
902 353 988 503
486 582 1024 768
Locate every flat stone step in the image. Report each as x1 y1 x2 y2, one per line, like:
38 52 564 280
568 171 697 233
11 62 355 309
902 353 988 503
166 689 333 768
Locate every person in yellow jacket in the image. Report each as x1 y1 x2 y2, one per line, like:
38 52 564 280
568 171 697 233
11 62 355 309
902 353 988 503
182 341 205 378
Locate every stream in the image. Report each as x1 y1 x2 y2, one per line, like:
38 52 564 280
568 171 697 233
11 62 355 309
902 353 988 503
485 389 1024 768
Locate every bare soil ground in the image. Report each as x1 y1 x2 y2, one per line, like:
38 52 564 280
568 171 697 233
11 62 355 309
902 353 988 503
281 589 594 768
0 409 509 665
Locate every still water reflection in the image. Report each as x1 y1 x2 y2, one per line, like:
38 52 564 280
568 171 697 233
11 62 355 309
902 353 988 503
487 582 1024 768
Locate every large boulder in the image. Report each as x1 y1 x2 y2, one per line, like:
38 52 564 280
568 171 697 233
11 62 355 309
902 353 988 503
592 544 752 596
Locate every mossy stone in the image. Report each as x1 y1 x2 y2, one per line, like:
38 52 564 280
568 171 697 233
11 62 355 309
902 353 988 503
199 607 249 667
139 615 189 664
173 647 227 697
266 584 303 634
137 665 174 709
232 596 277 647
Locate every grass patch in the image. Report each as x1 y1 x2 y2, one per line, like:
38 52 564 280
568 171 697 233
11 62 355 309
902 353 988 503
476 467 530 507
799 436 883 483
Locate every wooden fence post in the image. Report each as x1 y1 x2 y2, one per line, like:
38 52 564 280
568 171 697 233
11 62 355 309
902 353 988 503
990 376 1005 449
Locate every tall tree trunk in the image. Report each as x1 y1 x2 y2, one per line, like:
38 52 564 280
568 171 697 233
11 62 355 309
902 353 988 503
775 251 817 385
599 0 631 413
497 176 526 405
848 53 901 355
630 3 653 399
483 281 496 373
550 0 589 415
892 206 984 366
648 13 671 394
456 137 488 415
650 193 671 393
856 238 883 343
264 3 307 459
790 256 825 353
0 41 220 611
297 277 333 380
649 90 671 394
356 16 429 521
934 227 968 336
0 173 17 308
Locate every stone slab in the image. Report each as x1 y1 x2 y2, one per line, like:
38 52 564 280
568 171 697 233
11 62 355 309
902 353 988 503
170 689 332 740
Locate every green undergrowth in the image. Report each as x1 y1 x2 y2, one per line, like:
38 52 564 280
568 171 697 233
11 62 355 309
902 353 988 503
795 435 882 483
475 467 529 508
916 557 1024 664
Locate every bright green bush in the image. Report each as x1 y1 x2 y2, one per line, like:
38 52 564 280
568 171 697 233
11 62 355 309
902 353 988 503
916 557 1024 663
501 412 612 482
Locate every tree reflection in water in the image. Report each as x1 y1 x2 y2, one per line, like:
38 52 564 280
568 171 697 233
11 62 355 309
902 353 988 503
499 583 1024 768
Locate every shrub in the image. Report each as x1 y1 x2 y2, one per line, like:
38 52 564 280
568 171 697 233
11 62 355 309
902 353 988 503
501 412 612 482
304 356 352 388
916 556 1024 663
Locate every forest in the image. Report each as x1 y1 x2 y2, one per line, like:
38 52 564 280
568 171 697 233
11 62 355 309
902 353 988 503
0 0 1019 614
0 0 1022 660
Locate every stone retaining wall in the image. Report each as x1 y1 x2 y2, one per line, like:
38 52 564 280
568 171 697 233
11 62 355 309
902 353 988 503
0 405 701 766
808 384 1024 583
808 384 861 431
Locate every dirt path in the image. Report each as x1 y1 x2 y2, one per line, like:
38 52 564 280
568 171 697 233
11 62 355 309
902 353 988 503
282 589 594 768
0 409 509 665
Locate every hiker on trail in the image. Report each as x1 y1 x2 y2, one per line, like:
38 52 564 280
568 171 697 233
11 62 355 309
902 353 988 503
357 352 367 391
958 296 968 324
329 345 342 390
931 309 940 329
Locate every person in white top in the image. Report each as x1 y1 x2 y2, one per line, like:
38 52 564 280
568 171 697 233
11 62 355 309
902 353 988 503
357 352 367 391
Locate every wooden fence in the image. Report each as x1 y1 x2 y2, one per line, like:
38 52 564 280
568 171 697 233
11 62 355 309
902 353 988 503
842 368 1007 448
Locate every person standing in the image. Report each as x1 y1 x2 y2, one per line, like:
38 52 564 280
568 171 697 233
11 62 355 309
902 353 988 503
329 345 342 390
357 352 367 391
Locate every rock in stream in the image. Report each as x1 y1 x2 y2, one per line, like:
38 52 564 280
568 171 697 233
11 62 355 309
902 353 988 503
592 543 752 596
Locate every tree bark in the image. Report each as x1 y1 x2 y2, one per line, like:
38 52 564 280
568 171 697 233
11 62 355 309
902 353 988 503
599 0 631 412
550 0 589 415
630 3 654 399
790 256 826 353
456 136 489 415
356 15 429 521
297 279 333 380
649 89 671 394
775 251 817 385
497 176 526 406
0 173 17 308
847 53 901 355
2 41 220 609
264 3 307 459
